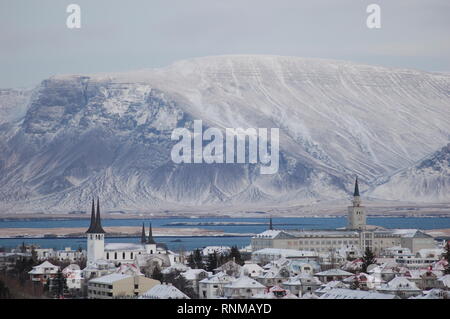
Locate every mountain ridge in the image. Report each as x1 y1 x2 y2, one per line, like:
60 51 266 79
0 55 449 213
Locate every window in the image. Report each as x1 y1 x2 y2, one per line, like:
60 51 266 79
134 284 139 289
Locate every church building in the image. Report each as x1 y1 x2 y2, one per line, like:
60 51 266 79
85 199 171 266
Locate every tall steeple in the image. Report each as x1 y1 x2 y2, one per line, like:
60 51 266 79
352 177 361 207
86 198 96 233
86 198 106 264
147 222 156 244
86 198 105 234
141 223 147 244
354 176 360 197
347 177 366 230
269 218 273 230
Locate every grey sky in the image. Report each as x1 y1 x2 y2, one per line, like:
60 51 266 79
1 0 449 88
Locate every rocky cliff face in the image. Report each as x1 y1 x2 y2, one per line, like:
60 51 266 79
0 55 449 213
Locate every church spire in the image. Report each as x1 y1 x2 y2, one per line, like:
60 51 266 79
86 198 96 233
94 198 105 233
140 223 146 244
147 222 156 244
353 176 360 197
269 217 273 230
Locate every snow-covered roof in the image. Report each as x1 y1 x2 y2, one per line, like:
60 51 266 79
252 286 298 299
140 284 190 299
391 229 432 238
242 263 264 273
161 263 190 274
252 230 283 239
62 264 81 275
199 272 235 284
181 269 209 281
381 276 421 291
115 263 143 276
438 274 450 288
410 289 448 299
104 243 145 251
320 288 397 299
224 276 266 289
89 273 132 284
315 269 353 277
28 261 60 274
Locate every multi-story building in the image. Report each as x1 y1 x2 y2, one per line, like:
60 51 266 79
87 273 160 299
251 178 436 255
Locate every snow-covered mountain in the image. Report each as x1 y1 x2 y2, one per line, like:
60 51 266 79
0 88 32 125
0 55 449 213
369 143 450 202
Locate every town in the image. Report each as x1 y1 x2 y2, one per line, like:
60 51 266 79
0 179 449 299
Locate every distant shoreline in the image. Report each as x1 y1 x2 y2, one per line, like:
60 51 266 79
2 213 450 221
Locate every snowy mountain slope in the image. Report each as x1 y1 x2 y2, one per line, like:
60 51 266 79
0 88 32 125
0 55 449 213
368 144 450 202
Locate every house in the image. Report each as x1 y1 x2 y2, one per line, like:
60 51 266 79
319 288 398 299
410 289 449 299
62 264 83 290
242 262 264 278
82 259 116 280
315 281 349 296
87 273 160 299
342 273 385 290
367 264 409 282
180 269 210 296
114 263 143 276
139 283 190 299
199 272 235 299
406 269 441 290
55 247 86 262
256 265 290 287
314 268 353 283
251 248 317 265
28 261 60 284
34 248 56 261
377 276 422 299
213 260 242 277
223 276 266 299
282 273 322 297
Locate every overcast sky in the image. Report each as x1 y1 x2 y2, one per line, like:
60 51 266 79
1 0 449 88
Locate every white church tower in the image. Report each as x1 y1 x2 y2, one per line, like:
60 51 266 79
347 177 366 230
145 223 157 254
86 198 105 264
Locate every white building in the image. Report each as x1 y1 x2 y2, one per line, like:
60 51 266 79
251 179 436 255
282 273 322 297
199 272 235 299
87 273 160 299
28 261 60 284
62 264 83 290
377 276 422 299
251 248 317 265
223 276 267 299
